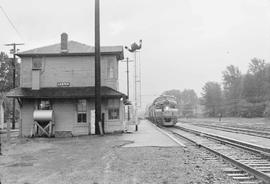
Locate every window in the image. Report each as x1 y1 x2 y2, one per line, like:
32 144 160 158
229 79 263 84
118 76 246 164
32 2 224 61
38 100 52 110
77 99 87 123
108 99 120 120
32 57 42 70
108 109 119 120
107 61 114 79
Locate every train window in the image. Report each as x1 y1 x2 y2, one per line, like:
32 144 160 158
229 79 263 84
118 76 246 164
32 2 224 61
77 99 87 123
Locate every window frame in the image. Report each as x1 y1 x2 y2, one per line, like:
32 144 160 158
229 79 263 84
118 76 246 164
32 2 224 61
77 99 87 123
108 108 120 120
107 60 114 79
108 99 120 120
32 57 43 70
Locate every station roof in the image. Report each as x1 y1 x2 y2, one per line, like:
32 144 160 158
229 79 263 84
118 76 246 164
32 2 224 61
7 86 127 99
16 41 124 60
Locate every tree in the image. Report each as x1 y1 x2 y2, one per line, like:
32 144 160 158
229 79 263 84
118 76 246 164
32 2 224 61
181 89 198 105
0 51 20 91
238 99 265 117
248 58 265 74
222 65 242 116
263 63 270 100
181 89 198 117
239 58 268 117
222 65 241 90
242 58 266 103
201 82 223 117
0 51 20 122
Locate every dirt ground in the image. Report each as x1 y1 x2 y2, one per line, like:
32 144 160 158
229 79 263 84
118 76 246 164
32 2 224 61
0 134 237 184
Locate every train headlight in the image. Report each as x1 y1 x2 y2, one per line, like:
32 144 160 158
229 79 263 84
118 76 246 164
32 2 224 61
164 106 169 111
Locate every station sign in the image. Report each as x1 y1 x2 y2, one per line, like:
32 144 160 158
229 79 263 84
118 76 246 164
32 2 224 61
57 82 70 87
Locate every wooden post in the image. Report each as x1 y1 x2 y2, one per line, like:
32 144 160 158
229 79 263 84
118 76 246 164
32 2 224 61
102 113 105 134
94 0 102 135
98 121 103 135
49 121 52 137
0 134 2 155
7 118 10 141
19 118 22 138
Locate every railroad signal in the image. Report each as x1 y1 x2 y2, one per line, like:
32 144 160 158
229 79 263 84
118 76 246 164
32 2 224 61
121 58 134 121
125 40 142 131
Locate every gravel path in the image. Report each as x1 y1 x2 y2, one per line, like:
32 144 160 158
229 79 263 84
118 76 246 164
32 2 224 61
0 135 238 184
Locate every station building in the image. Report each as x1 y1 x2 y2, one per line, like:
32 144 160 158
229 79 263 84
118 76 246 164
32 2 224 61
7 33 127 137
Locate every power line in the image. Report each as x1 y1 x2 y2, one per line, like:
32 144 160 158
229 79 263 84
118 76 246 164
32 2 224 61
0 6 24 41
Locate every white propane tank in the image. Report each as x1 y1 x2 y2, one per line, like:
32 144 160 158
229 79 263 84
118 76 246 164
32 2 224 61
33 110 54 122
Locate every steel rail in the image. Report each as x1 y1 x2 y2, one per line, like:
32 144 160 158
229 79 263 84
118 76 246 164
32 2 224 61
167 127 270 183
189 123 270 139
175 125 270 155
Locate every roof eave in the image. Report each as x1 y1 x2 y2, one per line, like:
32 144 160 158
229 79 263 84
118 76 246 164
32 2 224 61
7 95 124 99
16 51 124 60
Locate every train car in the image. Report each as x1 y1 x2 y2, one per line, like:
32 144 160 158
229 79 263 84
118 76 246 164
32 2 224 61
147 95 178 126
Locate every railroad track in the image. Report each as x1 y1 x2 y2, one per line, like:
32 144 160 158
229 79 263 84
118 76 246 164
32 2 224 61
162 125 270 184
183 123 270 139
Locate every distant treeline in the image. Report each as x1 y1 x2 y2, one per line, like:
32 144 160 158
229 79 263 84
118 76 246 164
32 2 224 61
0 52 20 122
201 57 270 118
162 57 270 118
162 89 199 118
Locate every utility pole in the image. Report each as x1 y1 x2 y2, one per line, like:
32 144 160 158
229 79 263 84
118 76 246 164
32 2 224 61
121 58 133 120
4 43 24 130
94 0 102 135
134 52 137 130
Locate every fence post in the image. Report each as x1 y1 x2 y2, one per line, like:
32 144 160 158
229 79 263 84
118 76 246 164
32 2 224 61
7 118 10 141
98 121 104 135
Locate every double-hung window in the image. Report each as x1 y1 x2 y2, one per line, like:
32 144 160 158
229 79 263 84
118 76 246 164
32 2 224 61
107 61 114 79
77 99 87 123
108 99 120 120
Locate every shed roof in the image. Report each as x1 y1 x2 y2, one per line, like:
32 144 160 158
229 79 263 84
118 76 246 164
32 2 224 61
7 87 127 99
16 41 124 60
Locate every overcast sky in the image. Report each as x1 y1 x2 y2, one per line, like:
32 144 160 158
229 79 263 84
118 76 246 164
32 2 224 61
1 0 270 109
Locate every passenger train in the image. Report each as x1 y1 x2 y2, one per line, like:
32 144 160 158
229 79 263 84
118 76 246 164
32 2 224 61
147 95 178 126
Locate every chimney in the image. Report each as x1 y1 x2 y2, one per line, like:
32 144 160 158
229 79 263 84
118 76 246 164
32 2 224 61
61 33 68 53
